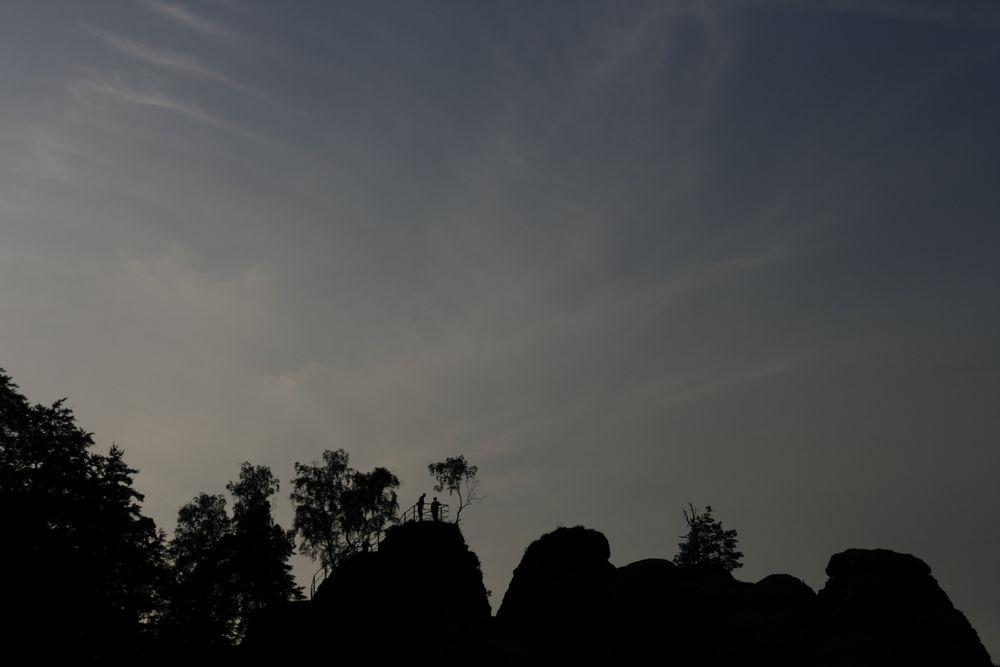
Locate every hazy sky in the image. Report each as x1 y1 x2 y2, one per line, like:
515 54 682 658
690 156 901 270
2 0 999 655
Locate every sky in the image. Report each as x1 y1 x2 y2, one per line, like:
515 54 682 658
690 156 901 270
1 0 998 655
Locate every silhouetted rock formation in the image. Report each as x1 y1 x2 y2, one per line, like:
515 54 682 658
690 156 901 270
494 529 993 666
315 520 490 633
496 525 615 652
600 557 680 652
244 520 490 664
599 557 751 664
809 548 992 666
713 573 822 666
239 524 993 667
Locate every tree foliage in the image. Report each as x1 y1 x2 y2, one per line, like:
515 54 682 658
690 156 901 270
164 493 238 645
291 449 400 573
291 449 351 571
226 462 302 632
428 455 482 524
340 466 401 551
165 463 301 646
674 503 743 572
0 369 167 657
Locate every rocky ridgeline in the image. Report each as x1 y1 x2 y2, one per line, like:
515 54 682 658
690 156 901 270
243 524 993 666
496 527 992 666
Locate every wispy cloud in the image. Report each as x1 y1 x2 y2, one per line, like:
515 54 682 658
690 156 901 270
630 245 799 317
74 76 244 134
591 10 661 82
88 28 258 95
143 0 233 39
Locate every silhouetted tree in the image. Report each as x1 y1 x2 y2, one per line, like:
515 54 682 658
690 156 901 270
87 445 169 636
675 503 743 572
291 450 400 575
341 466 400 550
164 464 301 646
291 449 352 573
0 369 167 658
226 463 302 638
164 493 239 646
428 455 482 524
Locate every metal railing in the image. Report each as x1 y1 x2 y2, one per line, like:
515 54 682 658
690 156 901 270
399 500 449 523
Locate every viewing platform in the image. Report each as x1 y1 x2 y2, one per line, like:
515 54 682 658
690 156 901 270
399 500 449 523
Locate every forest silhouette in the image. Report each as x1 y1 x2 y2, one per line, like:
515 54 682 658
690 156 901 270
0 368 994 665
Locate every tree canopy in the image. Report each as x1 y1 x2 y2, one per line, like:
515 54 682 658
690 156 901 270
674 503 743 572
340 466 401 550
291 449 400 574
164 493 238 646
0 369 166 658
227 463 302 635
428 455 482 524
164 463 301 646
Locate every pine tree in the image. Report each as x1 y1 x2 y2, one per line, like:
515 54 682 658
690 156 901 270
0 369 166 658
675 503 743 572
226 462 303 637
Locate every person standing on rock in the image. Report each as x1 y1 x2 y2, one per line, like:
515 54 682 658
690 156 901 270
430 497 440 521
417 493 426 521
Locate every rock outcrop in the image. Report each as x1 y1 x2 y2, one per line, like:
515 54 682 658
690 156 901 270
712 573 822 666
809 548 992 666
495 530 992 666
244 520 490 664
598 558 813 665
496 525 615 652
244 527 993 667
314 520 491 631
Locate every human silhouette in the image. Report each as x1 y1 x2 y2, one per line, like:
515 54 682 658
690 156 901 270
430 497 440 522
417 493 426 521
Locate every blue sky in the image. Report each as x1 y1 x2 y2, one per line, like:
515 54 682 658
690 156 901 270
1 0 998 655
